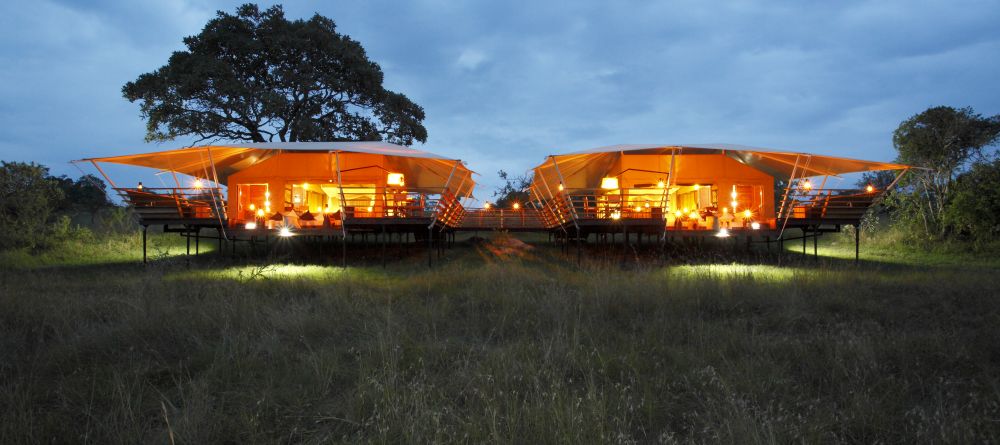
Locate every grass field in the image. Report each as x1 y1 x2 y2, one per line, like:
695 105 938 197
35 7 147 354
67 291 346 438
2 229 999 443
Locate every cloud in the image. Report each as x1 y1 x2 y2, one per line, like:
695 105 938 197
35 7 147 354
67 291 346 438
0 0 999 198
455 48 488 71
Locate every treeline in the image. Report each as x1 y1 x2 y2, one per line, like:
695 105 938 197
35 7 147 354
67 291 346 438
863 106 1000 244
0 161 119 249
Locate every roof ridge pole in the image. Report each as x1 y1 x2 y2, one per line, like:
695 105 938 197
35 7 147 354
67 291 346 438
428 160 461 229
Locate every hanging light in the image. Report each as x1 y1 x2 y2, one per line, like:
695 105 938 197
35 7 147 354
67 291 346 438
802 180 813 191
387 173 405 186
866 184 875 193
512 202 521 210
193 178 204 189
558 183 564 191
657 180 665 188
601 177 619 190
693 184 700 191
137 181 144 191
245 222 257 230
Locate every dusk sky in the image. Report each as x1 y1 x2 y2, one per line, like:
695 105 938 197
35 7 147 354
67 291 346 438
2 0 999 198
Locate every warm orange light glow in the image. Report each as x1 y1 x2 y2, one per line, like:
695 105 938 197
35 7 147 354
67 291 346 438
484 202 492 210
688 211 699 219
743 209 752 219
193 178 204 189
635 206 643 212
249 203 256 211
137 181 144 190
279 227 292 237
657 180 665 189
674 210 682 217
731 200 738 208
644 202 650 208
716 228 730 238
387 173 405 186
245 222 257 230
265 191 271 198
751 222 761 230
611 211 621 220
601 177 619 190
693 184 700 190
866 184 875 193
558 183 564 191
802 180 813 190
512 202 521 210
302 182 309 190
256 208 265 217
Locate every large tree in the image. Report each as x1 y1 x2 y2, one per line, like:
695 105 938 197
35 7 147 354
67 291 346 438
892 106 1000 237
123 4 427 145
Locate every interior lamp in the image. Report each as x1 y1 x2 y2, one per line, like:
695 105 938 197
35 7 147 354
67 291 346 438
387 173 405 186
601 177 619 190
657 180 665 188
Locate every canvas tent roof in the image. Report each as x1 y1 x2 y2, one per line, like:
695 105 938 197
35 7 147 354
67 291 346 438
78 142 475 196
533 143 910 189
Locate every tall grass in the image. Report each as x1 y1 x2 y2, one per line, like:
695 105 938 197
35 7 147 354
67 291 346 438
1 232 999 443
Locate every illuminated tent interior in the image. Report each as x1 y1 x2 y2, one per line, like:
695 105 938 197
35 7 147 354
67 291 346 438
530 144 910 231
78 142 475 229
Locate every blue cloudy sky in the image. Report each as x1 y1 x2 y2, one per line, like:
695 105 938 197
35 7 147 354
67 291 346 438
2 0 999 197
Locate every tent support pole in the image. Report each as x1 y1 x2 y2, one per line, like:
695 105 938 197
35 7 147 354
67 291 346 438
334 151 348 268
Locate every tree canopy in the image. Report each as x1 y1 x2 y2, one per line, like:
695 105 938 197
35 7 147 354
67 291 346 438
123 4 427 145
890 106 1000 238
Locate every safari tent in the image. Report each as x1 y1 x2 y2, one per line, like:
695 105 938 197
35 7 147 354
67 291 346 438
527 144 910 240
76 142 475 261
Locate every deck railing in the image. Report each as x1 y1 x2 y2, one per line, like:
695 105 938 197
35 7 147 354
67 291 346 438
116 187 226 225
781 188 879 222
460 208 546 230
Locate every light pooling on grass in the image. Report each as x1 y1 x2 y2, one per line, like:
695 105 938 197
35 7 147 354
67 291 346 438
670 263 800 283
174 264 355 282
